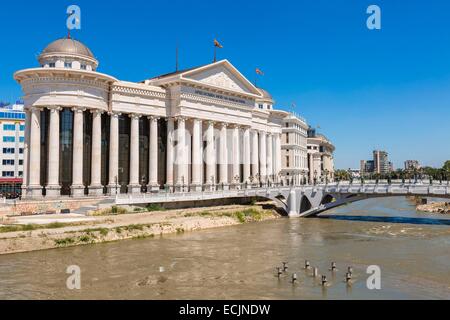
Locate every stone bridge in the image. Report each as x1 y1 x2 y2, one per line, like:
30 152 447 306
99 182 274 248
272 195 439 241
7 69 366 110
115 181 450 218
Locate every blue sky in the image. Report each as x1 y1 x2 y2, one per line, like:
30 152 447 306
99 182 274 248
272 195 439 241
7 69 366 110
0 0 449 169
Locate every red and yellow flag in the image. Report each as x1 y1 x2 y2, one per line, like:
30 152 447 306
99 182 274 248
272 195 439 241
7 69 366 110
214 39 223 48
256 68 264 76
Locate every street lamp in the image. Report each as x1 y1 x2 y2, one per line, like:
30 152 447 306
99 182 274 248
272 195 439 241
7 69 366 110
141 175 147 193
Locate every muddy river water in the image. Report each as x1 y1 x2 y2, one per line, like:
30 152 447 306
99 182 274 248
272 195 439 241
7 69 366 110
0 197 449 300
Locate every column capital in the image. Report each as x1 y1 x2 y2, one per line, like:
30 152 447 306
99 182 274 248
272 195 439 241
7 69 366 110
175 116 187 122
108 111 122 118
90 109 104 116
47 106 63 113
72 107 87 113
148 115 160 121
219 122 228 129
129 113 142 120
189 118 203 124
29 106 43 112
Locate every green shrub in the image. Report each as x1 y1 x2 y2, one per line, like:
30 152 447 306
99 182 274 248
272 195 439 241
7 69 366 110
146 204 165 212
54 237 75 246
78 235 93 243
99 228 109 236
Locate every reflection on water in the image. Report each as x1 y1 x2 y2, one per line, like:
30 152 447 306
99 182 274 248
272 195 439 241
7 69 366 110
0 197 449 300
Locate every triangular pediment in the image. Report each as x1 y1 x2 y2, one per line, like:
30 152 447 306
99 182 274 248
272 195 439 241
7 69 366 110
181 60 261 96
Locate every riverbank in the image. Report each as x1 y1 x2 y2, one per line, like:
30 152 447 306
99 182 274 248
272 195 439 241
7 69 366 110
0 203 281 255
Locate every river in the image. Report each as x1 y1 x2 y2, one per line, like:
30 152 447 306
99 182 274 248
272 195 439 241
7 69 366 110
0 197 449 300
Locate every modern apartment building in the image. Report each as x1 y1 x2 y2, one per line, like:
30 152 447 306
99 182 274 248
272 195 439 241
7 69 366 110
404 160 420 171
361 150 393 176
0 102 25 197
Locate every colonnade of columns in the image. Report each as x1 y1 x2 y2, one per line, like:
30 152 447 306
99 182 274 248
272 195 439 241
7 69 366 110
22 107 282 198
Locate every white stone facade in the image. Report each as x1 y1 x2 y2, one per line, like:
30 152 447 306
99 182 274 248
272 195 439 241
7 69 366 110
14 38 284 198
271 111 309 186
307 132 335 184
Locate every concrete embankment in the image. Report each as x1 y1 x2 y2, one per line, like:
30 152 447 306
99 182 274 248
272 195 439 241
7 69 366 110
0 204 281 255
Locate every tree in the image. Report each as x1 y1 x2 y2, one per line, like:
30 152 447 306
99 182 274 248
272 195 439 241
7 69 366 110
443 161 450 172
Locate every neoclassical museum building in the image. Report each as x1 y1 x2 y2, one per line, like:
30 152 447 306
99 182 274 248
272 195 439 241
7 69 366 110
14 37 285 198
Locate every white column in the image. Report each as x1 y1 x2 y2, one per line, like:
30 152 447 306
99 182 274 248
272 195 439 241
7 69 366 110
205 121 215 190
267 133 273 183
22 109 31 196
89 110 103 196
251 130 259 186
176 117 187 190
148 116 160 192
260 131 267 185
166 118 175 188
232 126 240 188
28 107 41 198
243 127 251 186
219 123 228 189
191 119 202 191
108 112 120 195
128 114 141 194
46 107 61 197
71 108 85 197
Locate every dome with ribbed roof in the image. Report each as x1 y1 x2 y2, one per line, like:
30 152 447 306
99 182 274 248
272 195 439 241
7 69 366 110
42 38 94 58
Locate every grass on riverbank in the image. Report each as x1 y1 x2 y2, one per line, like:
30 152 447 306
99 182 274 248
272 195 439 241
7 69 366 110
0 222 87 234
90 204 166 216
183 207 272 223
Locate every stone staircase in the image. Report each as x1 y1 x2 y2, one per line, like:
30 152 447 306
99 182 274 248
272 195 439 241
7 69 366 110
71 198 116 215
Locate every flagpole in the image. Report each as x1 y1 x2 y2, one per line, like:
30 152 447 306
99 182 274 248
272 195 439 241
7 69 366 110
214 46 217 63
176 43 179 72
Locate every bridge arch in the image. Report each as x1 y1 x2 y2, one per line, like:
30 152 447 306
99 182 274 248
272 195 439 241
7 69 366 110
300 195 312 213
321 194 337 205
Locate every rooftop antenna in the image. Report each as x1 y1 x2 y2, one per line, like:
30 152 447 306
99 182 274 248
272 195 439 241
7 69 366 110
66 11 71 39
175 42 179 72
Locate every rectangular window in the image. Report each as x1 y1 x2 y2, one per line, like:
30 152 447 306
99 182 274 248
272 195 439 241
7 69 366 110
3 137 15 143
286 156 290 167
64 62 72 68
81 64 87 70
2 171 14 177
3 148 15 154
19 160 24 165
19 148 24 154
49 63 56 68
2 160 14 165
19 137 25 143
3 124 15 131
20 125 25 131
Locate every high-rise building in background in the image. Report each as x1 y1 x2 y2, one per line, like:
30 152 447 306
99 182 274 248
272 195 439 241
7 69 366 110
373 150 390 174
404 160 421 171
360 150 392 176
